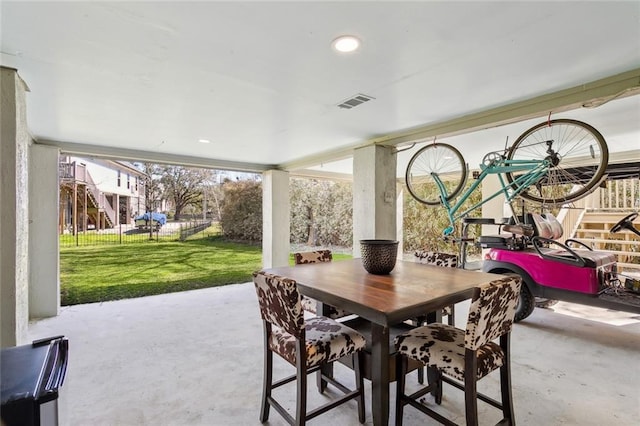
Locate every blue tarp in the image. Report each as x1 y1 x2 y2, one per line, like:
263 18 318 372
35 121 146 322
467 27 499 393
135 212 167 225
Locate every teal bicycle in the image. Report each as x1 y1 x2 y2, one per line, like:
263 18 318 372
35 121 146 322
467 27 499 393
405 119 609 235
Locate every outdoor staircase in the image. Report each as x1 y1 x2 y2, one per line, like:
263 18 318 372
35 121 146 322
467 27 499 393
572 211 640 272
76 187 115 229
84 170 117 228
555 175 640 273
60 160 117 229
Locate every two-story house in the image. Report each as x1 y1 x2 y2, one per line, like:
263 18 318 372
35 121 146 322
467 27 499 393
59 156 147 234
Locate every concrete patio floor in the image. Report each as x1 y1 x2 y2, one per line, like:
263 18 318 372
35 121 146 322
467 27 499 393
28 282 640 425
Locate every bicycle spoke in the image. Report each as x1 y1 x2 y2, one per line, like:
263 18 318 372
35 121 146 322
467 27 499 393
405 143 467 206
506 119 608 204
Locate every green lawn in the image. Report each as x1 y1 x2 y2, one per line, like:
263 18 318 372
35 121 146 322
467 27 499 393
60 233 352 305
60 237 263 305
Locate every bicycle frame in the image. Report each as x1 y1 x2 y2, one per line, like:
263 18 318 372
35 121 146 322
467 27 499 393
433 156 551 235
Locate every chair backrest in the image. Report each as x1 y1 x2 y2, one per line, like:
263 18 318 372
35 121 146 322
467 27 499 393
465 276 522 350
253 271 304 338
293 250 333 265
414 250 458 268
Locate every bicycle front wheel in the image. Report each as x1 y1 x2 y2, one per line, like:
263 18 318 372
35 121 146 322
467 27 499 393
405 143 467 205
506 119 608 205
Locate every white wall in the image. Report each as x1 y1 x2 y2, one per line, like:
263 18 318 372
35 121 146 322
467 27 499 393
74 157 136 196
29 144 60 318
1 67 30 347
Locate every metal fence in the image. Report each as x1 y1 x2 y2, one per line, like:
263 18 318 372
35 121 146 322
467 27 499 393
60 220 216 247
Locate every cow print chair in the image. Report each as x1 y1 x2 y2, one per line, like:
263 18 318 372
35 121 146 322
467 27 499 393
413 250 460 385
293 250 350 319
414 250 459 326
394 275 521 426
253 271 366 425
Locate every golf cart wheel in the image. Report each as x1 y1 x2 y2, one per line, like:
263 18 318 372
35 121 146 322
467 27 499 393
515 281 535 322
535 298 558 309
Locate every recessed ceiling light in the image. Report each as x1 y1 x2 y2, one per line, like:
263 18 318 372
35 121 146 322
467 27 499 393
198 139 210 144
332 35 361 53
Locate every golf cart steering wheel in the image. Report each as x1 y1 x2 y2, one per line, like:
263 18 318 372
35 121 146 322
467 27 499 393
611 212 639 233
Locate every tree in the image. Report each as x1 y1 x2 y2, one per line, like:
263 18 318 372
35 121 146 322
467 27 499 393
403 179 483 254
315 181 352 246
290 178 352 247
158 165 212 220
219 180 262 241
204 182 224 221
139 163 163 214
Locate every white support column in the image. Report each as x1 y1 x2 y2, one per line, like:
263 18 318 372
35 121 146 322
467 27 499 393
29 144 60 318
481 174 506 234
396 183 404 257
352 145 397 257
1 67 30 347
262 170 290 268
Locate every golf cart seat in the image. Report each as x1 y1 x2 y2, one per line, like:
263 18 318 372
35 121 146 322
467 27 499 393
476 217 530 250
477 212 562 249
529 213 563 239
528 213 617 268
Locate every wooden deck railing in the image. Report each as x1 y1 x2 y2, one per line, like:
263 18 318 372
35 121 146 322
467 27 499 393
557 177 640 272
558 176 639 236
599 178 639 210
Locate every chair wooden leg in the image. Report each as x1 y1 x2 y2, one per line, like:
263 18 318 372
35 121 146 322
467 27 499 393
499 363 515 426
354 352 365 423
295 361 307 426
260 342 272 422
317 363 331 394
500 335 515 425
464 350 479 426
416 312 426 385
464 377 478 426
316 301 332 394
426 366 442 404
395 355 407 426
434 368 443 405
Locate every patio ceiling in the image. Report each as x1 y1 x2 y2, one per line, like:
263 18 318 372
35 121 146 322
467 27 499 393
1 2 639 172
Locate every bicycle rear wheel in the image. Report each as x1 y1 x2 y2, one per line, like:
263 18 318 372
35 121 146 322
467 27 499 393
405 143 467 205
506 119 608 205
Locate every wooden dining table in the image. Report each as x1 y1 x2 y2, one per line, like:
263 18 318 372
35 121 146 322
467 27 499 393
264 258 504 426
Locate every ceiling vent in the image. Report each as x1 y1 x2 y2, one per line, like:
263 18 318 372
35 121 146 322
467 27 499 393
337 93 375 109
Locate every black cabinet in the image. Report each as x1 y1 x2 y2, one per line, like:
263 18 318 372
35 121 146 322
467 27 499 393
1 336 69 426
